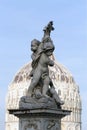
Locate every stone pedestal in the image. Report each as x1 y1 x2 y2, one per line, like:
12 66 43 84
9 108 71 130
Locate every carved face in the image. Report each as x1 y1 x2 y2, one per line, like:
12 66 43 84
31 42 39 52
43 41 55 51
45 49 53 56
43 41 55 56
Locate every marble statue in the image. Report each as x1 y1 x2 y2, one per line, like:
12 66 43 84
20 21 64 109
8 22 72 130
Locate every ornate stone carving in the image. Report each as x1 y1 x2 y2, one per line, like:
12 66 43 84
47 120 55 129
6 21 81 130
24 123 38 130
19 21 64 110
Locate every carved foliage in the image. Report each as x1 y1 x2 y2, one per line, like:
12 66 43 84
23 120 40 130
24 123 37 130
46 120 60 130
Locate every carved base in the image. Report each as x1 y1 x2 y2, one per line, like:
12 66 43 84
19 117 60 130
9 108 71 130
19 96 59 110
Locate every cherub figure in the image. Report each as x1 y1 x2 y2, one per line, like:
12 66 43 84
29 39 41 77
27 21 64 105
27 38 64 105
27 38 55 96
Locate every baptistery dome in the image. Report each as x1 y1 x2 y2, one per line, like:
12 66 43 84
5 59 81 130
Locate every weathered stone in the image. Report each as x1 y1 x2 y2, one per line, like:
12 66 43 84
9 109 71 130
6 21 81 130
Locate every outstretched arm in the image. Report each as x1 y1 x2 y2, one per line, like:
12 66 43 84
43 21 54 37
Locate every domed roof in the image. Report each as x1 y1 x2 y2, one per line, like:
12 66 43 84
7 60 81 109
6 60 81 130
13 61 74 84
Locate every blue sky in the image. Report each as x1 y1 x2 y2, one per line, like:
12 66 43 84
0 0 87 129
